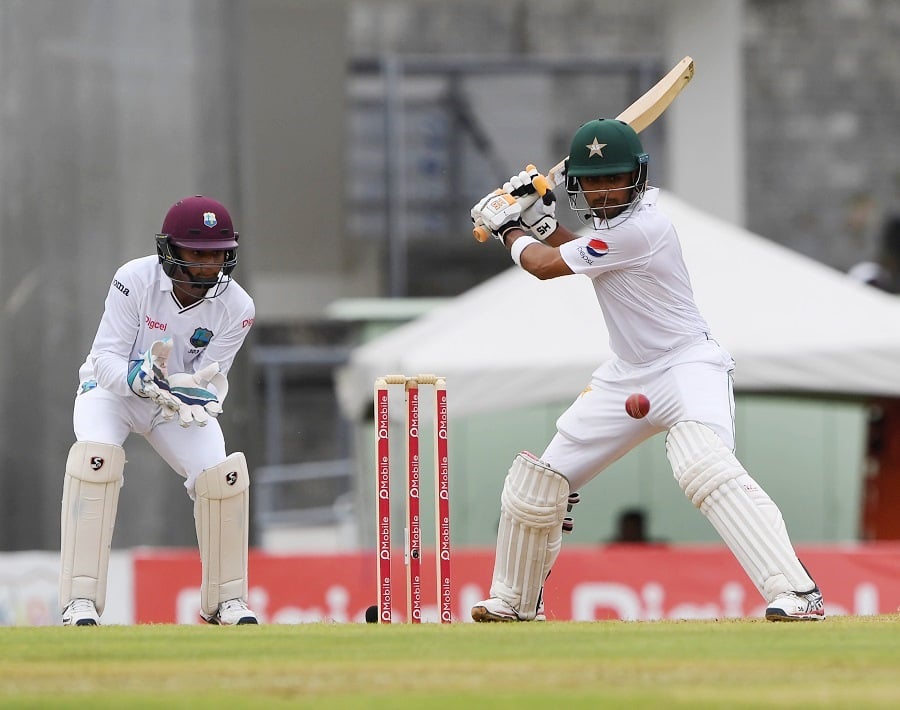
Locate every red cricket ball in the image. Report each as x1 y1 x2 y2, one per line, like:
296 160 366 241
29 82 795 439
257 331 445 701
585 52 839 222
625 393 651 419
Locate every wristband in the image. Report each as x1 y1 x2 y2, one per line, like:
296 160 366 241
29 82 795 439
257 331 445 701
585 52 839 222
510 235 540 266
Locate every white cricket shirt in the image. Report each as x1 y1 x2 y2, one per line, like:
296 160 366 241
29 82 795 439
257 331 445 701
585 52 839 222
79 255 255 397
559 188 710 365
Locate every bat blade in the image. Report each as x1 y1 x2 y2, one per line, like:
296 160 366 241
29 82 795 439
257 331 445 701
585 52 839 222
473 56 695 242
616 56 694 134
543 55 694 190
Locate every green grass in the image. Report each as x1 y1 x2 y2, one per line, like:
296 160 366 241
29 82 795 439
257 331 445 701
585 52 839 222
1 616 898 708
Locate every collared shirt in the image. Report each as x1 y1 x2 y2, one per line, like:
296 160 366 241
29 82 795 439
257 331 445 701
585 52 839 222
559 188 710 365
79 255 255 396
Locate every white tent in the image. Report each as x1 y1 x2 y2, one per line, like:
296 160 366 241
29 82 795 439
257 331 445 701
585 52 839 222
336 191 900 420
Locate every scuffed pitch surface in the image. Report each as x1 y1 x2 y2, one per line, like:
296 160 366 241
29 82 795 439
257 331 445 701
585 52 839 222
1 616 898 708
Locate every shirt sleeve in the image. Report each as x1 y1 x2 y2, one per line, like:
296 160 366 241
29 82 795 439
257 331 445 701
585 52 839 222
559 219 652 277
88 268 143 397
195 298 255 378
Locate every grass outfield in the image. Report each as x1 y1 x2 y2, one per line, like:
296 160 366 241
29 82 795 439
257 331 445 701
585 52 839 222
1 616 898 708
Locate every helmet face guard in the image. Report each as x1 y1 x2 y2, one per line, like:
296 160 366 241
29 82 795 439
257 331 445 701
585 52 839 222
564 119 649 229
156 196 239 298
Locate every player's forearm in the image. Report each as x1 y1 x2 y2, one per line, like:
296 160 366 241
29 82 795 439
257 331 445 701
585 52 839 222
91 351 133 397
542 222 580 248
503 230 574 280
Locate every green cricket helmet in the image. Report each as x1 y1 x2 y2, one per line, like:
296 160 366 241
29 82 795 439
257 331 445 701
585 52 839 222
564 118 649 227
566 118 648 179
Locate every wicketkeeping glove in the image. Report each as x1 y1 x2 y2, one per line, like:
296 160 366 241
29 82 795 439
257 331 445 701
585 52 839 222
163 362 229 428
471 189 523 242
127 338 180 417
504 166 557 240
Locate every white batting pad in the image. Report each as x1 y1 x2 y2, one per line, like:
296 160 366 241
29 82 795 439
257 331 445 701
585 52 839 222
666 421 815 600
59 441 125 615
490 452 570 619
194 452 250 615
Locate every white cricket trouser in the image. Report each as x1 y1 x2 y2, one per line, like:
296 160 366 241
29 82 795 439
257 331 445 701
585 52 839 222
541 337 736 492
73 386 227 498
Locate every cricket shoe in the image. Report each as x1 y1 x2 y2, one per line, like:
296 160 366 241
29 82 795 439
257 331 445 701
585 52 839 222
201 598 259 625
62 598 100 626
471 596 545 622
765 587 825 621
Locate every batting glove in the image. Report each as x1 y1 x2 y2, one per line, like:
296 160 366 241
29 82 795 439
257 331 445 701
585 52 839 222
504 167 557 240
471 189 523 241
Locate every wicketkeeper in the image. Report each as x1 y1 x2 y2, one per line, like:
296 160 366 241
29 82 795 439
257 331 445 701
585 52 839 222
468 118 825 622
60 195 257 626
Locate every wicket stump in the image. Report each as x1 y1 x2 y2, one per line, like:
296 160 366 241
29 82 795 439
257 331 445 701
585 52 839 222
374 374 451 623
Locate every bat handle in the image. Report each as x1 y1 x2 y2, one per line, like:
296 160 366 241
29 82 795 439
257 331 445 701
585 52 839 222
526 164 549 197
473 165 546 242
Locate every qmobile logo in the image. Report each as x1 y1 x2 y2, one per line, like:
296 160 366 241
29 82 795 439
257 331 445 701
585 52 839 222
377 456 390 499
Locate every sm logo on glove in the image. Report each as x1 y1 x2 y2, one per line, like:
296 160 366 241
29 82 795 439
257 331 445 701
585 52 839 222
488 195 512 211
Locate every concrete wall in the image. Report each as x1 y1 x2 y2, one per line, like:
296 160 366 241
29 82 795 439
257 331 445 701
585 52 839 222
668 0 745 225
237 0 367 320
345 0 900 272
1 0 896 551
0 0 349 549
0 0 243 549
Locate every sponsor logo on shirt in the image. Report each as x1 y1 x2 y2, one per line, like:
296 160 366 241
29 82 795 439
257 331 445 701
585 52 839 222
576 238 610 266
586 238 609 258
145 316 167 331
113 279 130 296
576 247 594 265
242 318 255 328
190 327 213 348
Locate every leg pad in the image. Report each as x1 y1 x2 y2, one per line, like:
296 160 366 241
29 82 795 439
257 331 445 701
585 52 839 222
490 452 569 619
59 441 125 615
666 421 815 599
194 452 250 616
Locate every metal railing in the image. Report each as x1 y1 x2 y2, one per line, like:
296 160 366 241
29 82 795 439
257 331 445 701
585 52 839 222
252 458 354 528
251 344 354 543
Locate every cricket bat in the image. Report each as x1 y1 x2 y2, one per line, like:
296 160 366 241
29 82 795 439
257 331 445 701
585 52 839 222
473 55 695 242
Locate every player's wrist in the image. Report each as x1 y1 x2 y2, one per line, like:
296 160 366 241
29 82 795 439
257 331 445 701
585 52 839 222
509 235 540 266
502 226 527 246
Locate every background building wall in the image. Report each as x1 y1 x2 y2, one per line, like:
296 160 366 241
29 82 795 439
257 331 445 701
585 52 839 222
0 0 244 549
744 0 900 270
0 0 897 551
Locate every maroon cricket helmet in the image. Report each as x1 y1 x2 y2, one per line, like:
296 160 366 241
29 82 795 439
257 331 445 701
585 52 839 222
156 195 240 287
159 195 239 250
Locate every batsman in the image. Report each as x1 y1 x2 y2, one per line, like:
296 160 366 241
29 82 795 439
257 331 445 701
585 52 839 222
59 196 257 626
469 118 825 622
